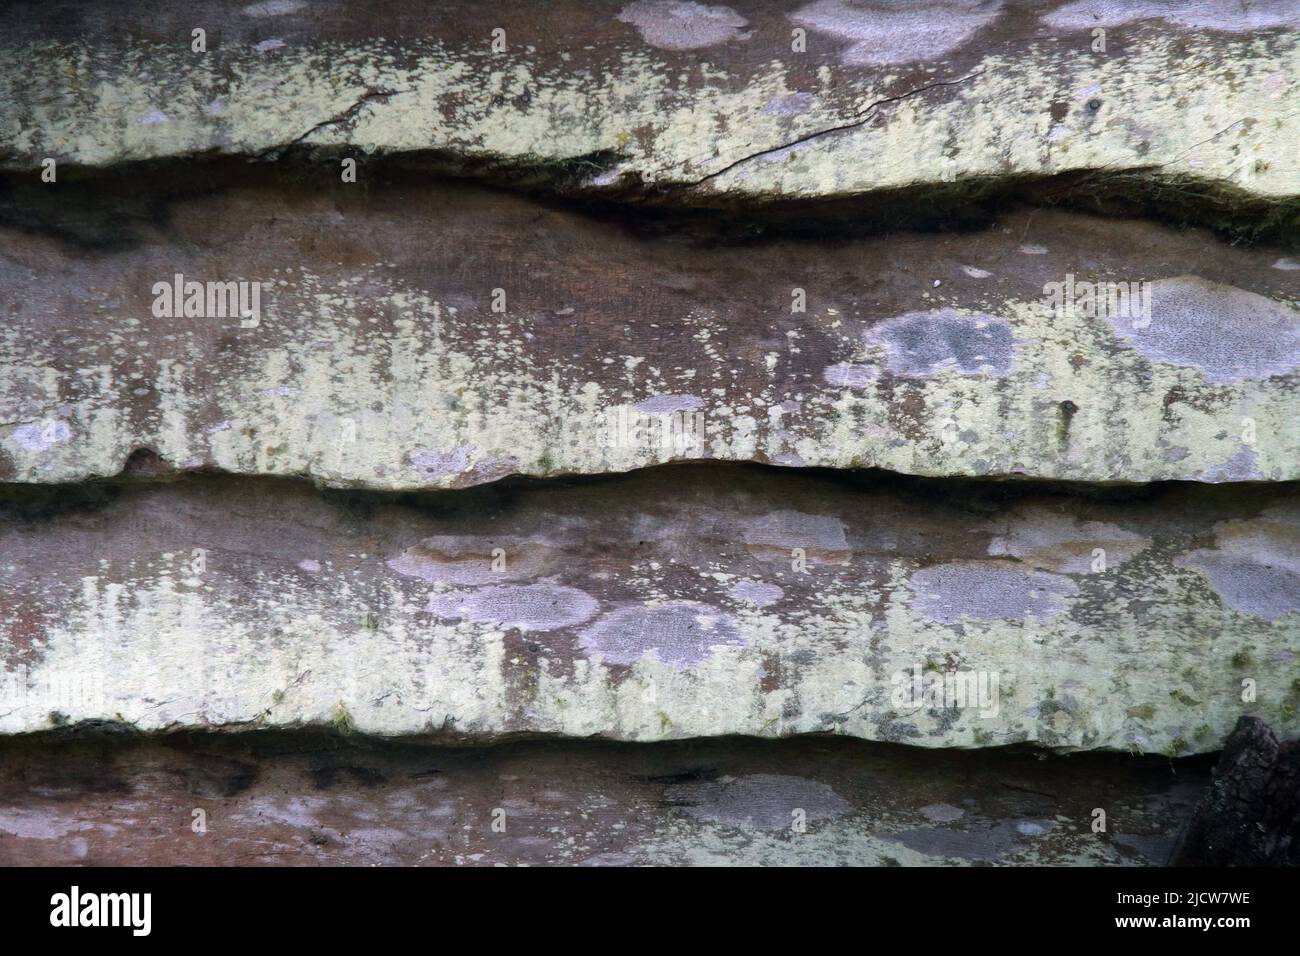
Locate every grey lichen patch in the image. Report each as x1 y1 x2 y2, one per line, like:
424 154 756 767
865 309 1015 378
633 393 705 415
790 0 1004 65
907 562 1077 625
1175 505 1300 621
919 802 965 823
742 510 850 564
761 92 816 116
880 819 1035 863
12 422 72 452
408 446 474 482
664 773 850 830
728 580 784 608
1200 446 1262 483
1213 504 1300 569
1044 0 1300 31
578 600 745 669
1107 277 1300 385
822 362 877 389
242 0 307 16
428 584 599 632
1175 554 1300 622
986 505 1151 574
408 446 520 487
616 1 750 50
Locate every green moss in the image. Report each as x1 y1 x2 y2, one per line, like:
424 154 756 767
1056 400 1078 447
331 702 356 734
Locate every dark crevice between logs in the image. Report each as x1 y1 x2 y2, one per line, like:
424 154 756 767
2 152 1297 253
1 460 1295 526
7 683 1284 867
0 726 1218 865
2 721 1220 767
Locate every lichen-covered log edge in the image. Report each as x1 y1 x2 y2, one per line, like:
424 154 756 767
3 163 1298 490
2 466 1297 752
5 0 1300 215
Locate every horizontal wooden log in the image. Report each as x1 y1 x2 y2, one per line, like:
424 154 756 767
1 467 1296 750
2 176 1297 488
0 730 1210 865
2 1 1297 208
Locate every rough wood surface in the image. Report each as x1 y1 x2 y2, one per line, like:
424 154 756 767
3 175 1297 488
0 730 1209 866
2 1 1298 209
1171 715 1300 865
2 1 1298 867
2 467 1296 751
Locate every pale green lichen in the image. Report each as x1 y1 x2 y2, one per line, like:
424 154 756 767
2 30 1297 201
1 548 1294 753
2 277 1297 488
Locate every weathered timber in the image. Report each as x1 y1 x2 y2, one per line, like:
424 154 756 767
1171 716 1300 865
0 730 1210 865
1 0 1297 871
1 1 1297 212
2 175 1296 488
1 467 1296 749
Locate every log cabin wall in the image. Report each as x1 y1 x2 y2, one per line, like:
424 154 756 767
0 0 1297 867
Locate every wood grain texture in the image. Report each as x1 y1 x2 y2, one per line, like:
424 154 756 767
2 1 1297 207
2 175 1296 488
1 1 1297 868
0 730 1210 866
2 467 1296 750
1171 716 1300 865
